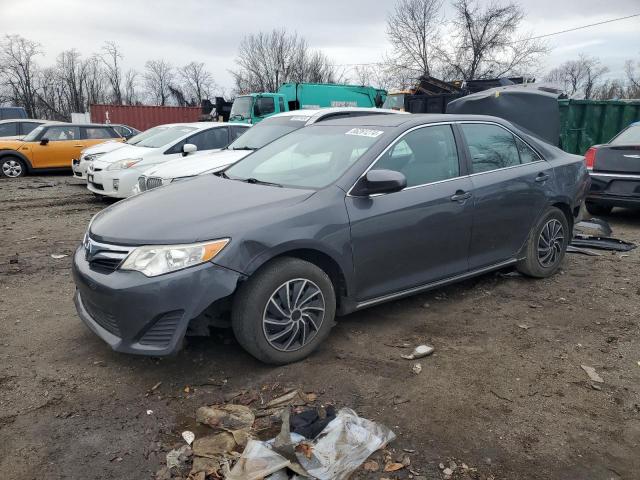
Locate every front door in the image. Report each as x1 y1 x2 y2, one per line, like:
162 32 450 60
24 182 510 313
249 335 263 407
31 126 82 168
346 124 473 301
458 122 552 269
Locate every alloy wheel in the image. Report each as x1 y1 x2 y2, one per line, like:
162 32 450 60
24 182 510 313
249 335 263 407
2 159 22 177
537 219 564 267
262 278 326 352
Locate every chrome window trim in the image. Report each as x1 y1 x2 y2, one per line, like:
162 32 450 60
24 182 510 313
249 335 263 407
346 120 546 198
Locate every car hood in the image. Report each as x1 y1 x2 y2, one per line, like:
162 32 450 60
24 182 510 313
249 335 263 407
142 149 251 179
92 145 156 166
0 140 24 151
90 174 315 245
83 140 127 156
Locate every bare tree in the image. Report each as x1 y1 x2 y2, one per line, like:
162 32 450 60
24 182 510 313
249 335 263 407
123 69 139 105
545 55 608 99
100 41 123 104
144 59 174 106
179 61 216 104
0 35 42 118
439 0 547 81
231 29 336 94
56 49 87 114
386 0 444 79
84 56 107 106
624 59 640 97
592 79 626 100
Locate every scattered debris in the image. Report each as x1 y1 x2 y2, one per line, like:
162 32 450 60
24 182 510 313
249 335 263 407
363 459 379 471
182 430 195 446
528 303 542 309
401 344 434 360
412 363 422 375
581 365 604 383
166 445 192 470
151 381 162 391
50 254 68 259
146 409 153 415
384 462 405 472
490 390 513 403
571 234 636 252
196 403 255 430
518 324 531 330
566 245 602 256
498 270 522 278
574 218 612 237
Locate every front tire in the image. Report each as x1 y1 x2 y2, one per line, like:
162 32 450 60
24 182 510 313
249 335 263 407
0 156 27 178
232 257 336 364
517 207 569 278
585 202 613 216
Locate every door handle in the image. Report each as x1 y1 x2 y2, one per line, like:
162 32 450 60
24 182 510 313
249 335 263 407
535 173 550 183
450 190 472 202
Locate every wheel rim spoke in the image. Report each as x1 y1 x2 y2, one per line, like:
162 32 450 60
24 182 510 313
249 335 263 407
537 219 564 267
262 278 325 352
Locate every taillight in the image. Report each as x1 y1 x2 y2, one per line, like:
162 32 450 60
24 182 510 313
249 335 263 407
584 147 597 169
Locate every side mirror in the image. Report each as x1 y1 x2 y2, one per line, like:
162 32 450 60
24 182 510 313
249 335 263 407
182 143 197 156
351 169 407 196
40 138 49 145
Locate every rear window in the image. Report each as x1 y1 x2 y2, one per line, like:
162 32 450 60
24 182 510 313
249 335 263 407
83 127 119 139
610 124 640 146
0 122 18 136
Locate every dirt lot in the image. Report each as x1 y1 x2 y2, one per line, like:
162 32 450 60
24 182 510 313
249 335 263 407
1 174 639 480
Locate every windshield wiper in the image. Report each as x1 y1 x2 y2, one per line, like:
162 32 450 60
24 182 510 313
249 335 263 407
214 171 229 179
230 146 256 151
243 177 282 187
229 114 245 121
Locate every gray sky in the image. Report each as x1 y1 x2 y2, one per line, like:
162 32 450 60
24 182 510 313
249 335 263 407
1 0 639 93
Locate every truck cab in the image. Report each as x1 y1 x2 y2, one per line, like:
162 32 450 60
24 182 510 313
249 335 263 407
229 93 287 124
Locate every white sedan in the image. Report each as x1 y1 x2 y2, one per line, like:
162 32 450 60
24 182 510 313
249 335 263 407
87 122 249 198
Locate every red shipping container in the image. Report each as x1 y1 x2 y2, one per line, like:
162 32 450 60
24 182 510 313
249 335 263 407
90 104 203 131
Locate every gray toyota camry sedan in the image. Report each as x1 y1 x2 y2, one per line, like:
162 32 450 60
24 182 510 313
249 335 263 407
72 114 590 364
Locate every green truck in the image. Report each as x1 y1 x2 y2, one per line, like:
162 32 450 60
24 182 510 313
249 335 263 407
229 82 387 124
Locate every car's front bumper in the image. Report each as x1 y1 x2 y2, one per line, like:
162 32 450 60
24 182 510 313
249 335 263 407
587 171 640 208
72 158 88 179
87 167 140 199
72 245 243 355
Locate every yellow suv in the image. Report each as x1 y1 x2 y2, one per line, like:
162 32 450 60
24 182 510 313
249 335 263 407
0 123 124 178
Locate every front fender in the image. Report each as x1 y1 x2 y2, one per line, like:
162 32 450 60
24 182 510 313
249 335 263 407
0 149 33 171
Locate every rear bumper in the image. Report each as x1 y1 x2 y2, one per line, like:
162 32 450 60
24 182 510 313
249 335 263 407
587 171 640 208
72 246 243 355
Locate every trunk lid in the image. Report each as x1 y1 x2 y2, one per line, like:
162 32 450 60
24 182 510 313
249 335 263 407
592 145 640 174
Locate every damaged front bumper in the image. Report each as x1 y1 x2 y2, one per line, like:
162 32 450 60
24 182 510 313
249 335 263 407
72 245 244 356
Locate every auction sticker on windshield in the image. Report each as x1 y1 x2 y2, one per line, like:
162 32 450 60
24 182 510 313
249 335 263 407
345 128 384 138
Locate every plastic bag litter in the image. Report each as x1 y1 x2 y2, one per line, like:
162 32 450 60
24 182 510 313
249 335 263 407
226 439 291 480
296 408 396 480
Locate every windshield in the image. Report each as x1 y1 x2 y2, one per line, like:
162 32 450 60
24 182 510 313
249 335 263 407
610 124 640 146
228 116 309 150
226 125 385 189
230 96 253 121
126 126 169 145
23 125 45 142
382 94 405 110
135 126 196 148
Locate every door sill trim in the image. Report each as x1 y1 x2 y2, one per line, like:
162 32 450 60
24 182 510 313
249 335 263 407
355 259 517 309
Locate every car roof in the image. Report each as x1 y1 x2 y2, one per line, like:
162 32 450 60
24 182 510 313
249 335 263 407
317 113 514 128
43 122 120 128
268 107 407 124
0 118 49 124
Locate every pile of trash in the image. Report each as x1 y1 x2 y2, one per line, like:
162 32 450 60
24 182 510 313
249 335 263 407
569 217 637 255
156 389 397 480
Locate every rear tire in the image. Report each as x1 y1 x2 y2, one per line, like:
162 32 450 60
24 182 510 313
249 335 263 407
232 257 336 364
517 207 569 278
0 156 26 178
585 202 613 216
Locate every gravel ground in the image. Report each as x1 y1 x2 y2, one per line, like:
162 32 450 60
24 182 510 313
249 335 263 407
1 174 639 480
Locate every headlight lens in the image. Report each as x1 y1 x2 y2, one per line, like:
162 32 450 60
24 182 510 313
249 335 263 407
107 158 142 171
119 239 229 277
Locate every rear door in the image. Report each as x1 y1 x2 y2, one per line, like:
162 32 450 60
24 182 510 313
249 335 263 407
458 122 552 269
346 124 474 301
81 126 121 151
30 126 82 168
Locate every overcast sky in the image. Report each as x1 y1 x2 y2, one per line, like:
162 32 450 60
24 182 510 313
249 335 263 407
1 0 638 93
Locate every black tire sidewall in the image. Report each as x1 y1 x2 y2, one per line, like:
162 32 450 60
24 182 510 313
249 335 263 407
518 207 569 278
0 156 26 178
231 257 336 364
585 202 612 216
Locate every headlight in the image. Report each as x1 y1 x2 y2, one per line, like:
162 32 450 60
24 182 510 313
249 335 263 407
119 239 229 277
171 176 195 183
107 158 142 171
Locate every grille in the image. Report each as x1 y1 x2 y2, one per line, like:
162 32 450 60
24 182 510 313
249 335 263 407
138 176 147 192
138 311 184 347
90 257 123 272
91 183 104 190
146 177 163 191
83 297 121 337
85 238 132 274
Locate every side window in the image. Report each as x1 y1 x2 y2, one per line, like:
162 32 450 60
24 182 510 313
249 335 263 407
372 125 460 188
20 122 41 135
187 128 230 151
43 126 80 141
0 122 18 136
515 136 540 163
83 127 118 139
461 124 520 173
256 97 275 116
278 97 285 113
230 126 248 142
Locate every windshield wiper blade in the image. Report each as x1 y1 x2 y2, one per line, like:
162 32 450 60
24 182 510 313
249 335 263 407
243 177 282 187
214 171 229 179
231 146 255 151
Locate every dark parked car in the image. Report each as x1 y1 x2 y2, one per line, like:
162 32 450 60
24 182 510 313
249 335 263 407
111 124 140 140
584 121 640 215
0 106 27 120
72 114 589 364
